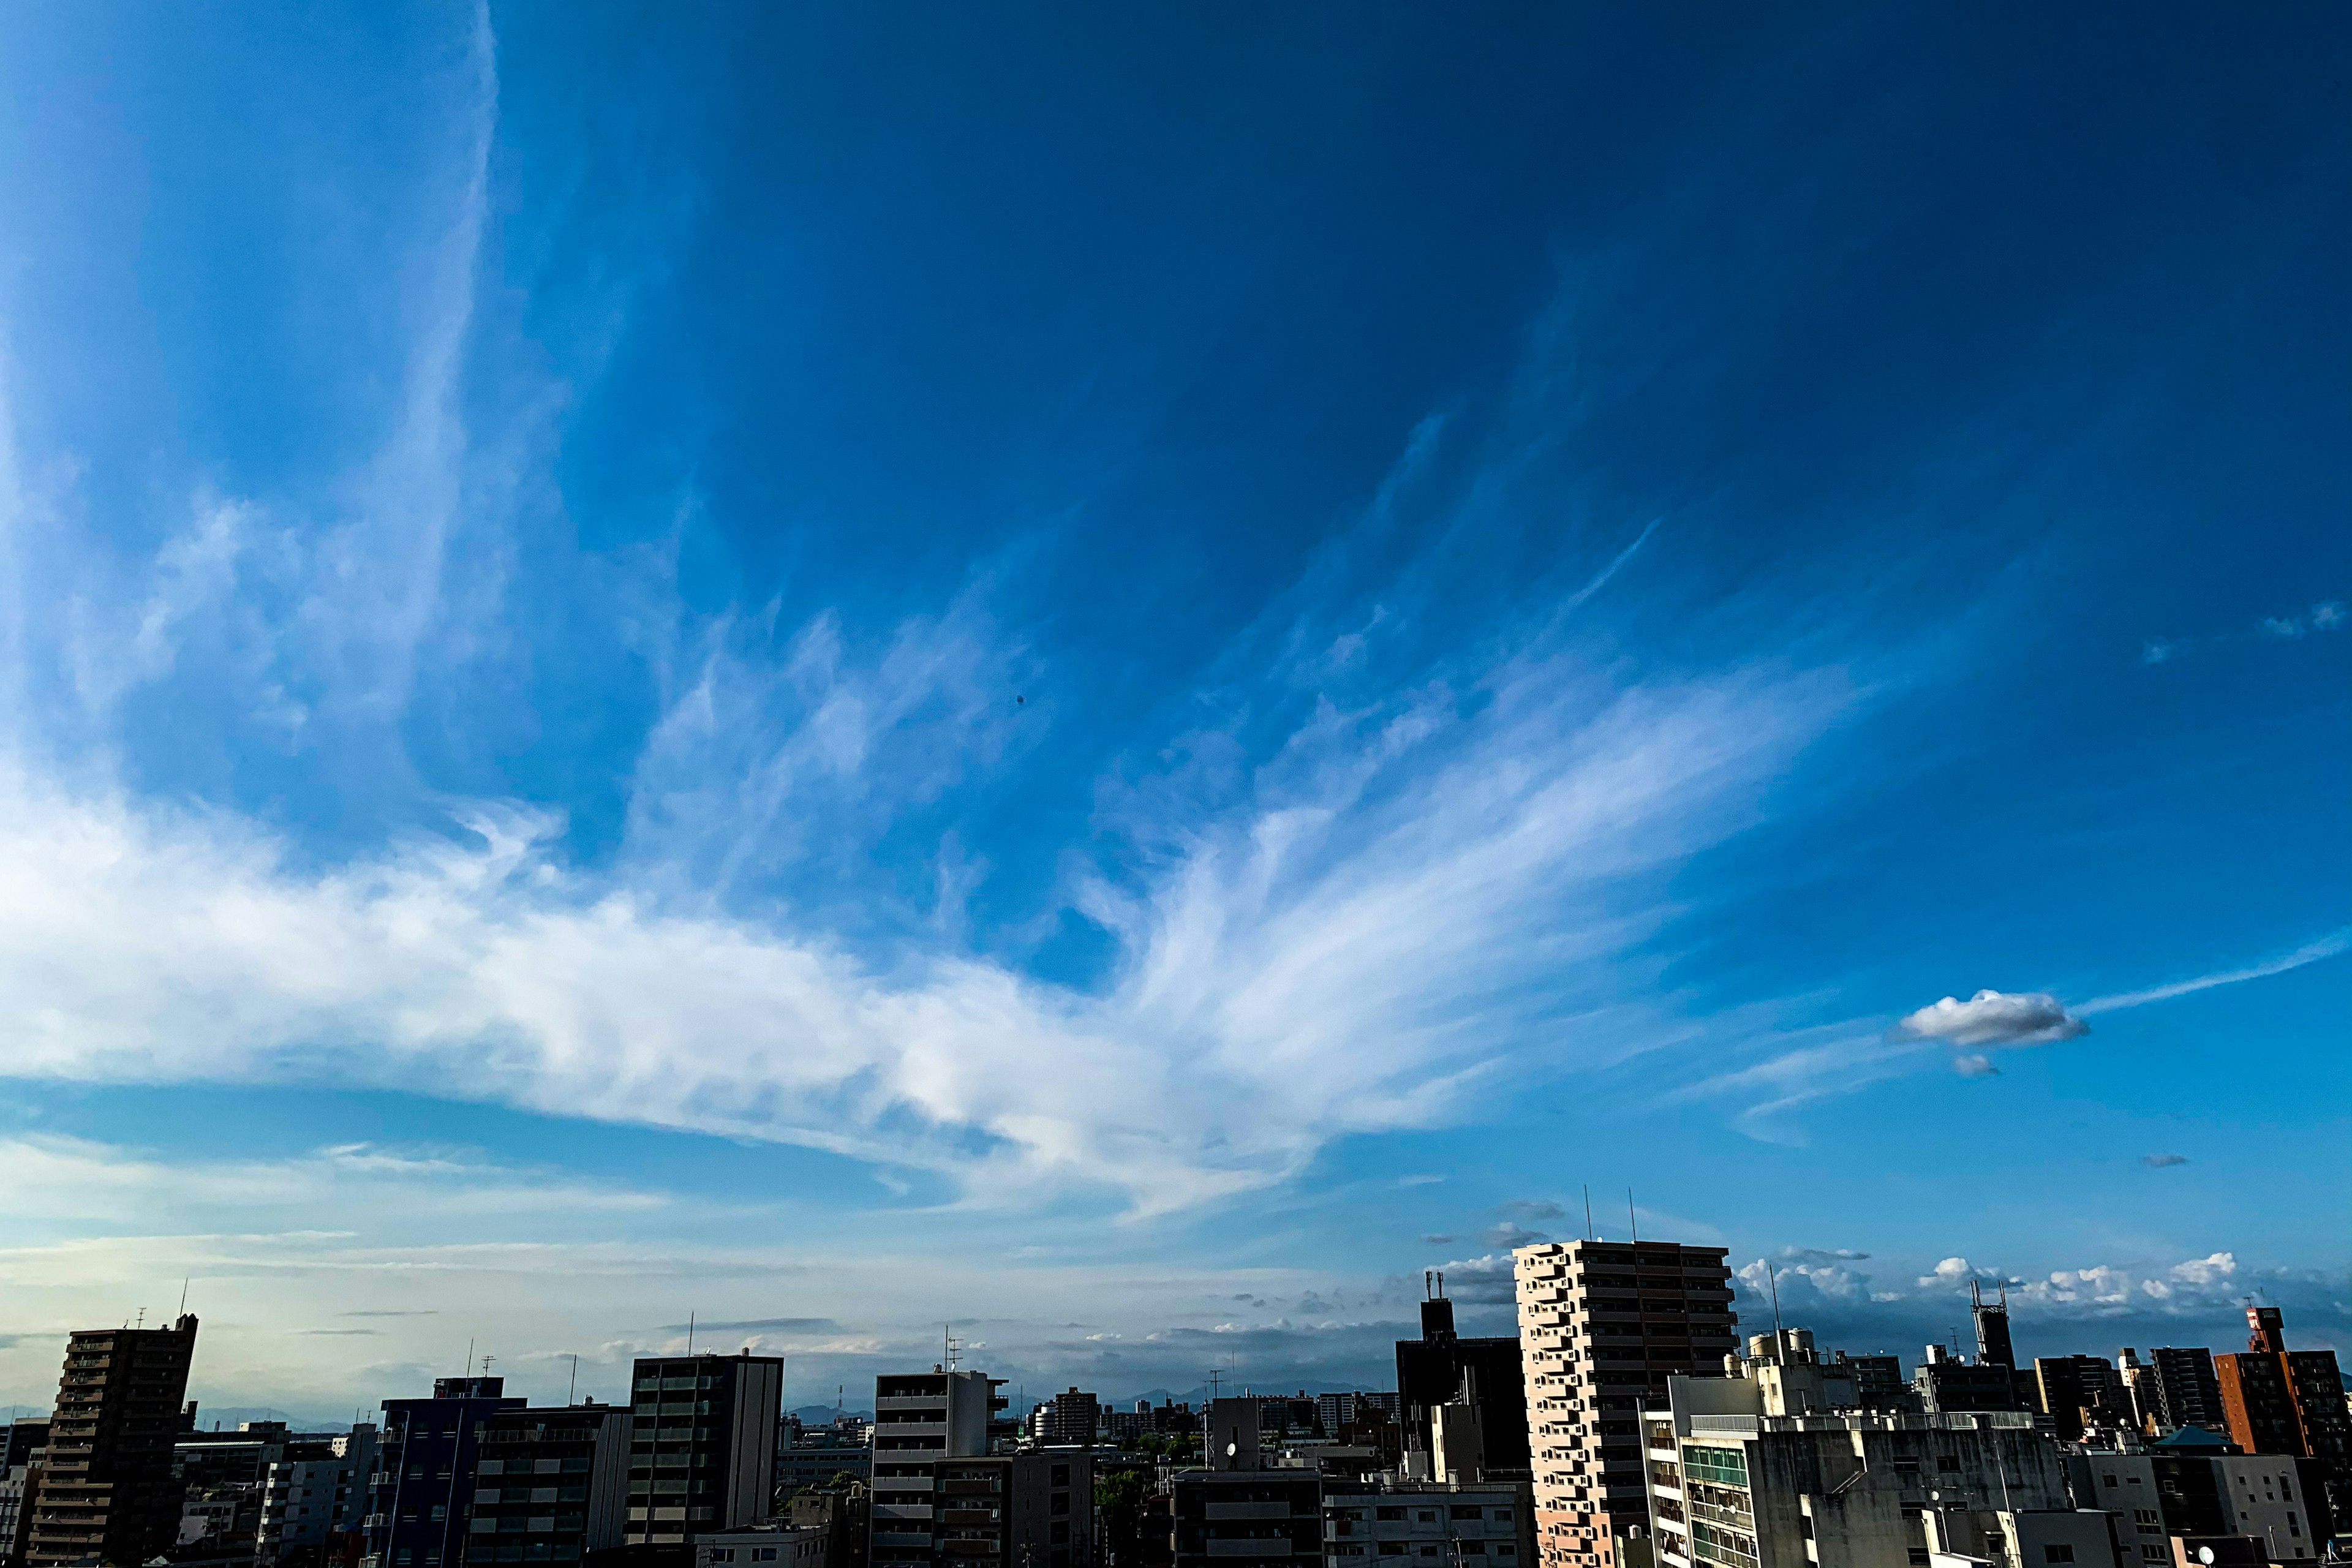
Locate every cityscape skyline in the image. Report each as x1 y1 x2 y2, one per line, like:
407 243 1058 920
0 0 2345 1464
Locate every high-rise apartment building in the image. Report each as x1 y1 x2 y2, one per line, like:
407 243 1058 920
624 1352 784 1547
2215 1306 2350 1510
1035 1390 1100 1447
1 1421 51 1567
464 1404 632 1566
2141 1348 2226 1436
870 1371 1003 1568
364 1377 527 1568
24 1313 201 1568
1398 1284 1529 1480
1513 1240 1737 1568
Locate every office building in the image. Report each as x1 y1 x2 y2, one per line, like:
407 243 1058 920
1037 1391 1101 1447
24 1313 202 1568
1322 1479 1535 1566
1638 1341 2100 1568
464 1403 631 1567
2214 1308 2350 1475
777 1420 873 1496
1826 1354 1911 1413
364 1376 528 1568
1397 1281 1529 1482
1166 1402 1317 1568
258 1425 378 1565
1513 1240 1738 1568
1915 1345 2023 1415
624 1352 784 1547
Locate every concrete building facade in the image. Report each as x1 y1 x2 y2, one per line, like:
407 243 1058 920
463 1404 631 1567
624 1352 784 1547
1640 1361 2097 1568
1513 1240 1738 1568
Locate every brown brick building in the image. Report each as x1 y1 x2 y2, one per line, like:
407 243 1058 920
24 1314 200 1567
2215 1305 2350 1502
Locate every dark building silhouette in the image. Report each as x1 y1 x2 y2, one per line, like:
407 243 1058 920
24 1314 200 1568
1394 1279 1529 1481
368 1378 529 1568
2034 1355 2126 1441
1826 1352 1912 1411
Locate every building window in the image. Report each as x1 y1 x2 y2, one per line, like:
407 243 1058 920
1909 1554 1930 1566
2044 1549 2074 1564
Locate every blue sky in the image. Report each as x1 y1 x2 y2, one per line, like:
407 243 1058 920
0 3 2346 1424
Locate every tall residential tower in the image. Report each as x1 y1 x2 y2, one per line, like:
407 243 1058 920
1513 1241 1736 1568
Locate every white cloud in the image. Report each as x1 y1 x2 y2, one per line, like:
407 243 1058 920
1892 989 2087 1049
0 634 1845 1214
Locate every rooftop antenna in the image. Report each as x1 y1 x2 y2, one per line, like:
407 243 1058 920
1767 1264 1784 1339
179 1278 190 1317
466 1338 475 1378
1424 1270 1433 1299
480 1354 495 1378
567 1355 579 1405
1583 1186 1594 1242
687 1313 696 1355
1436 1271 1445 1298
1627 1189 1638 1245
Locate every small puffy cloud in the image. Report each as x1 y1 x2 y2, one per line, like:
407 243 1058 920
1498 1199 1566 1221
2142 1153 2187 1169
2141 639 2187 665
1893 989 2087 1049
2168 1251 2235 1287
1917 1256 1992 1289
2313 600 2346 630
1953 1054 1999 1077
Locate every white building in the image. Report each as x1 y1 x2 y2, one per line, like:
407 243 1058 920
1642 1333 2127 1568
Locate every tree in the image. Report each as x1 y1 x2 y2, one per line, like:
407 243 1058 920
1093 1469 1152 1568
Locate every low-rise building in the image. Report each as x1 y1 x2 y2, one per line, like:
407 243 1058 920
1322 1479 1533 1567
258 1426 378 1566
2067 1447 2329 1564
695 1523 830 1568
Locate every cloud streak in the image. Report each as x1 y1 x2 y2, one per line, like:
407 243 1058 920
0 630 1850 1212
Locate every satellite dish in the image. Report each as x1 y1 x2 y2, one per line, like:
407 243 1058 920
2198 1551 2215 1566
